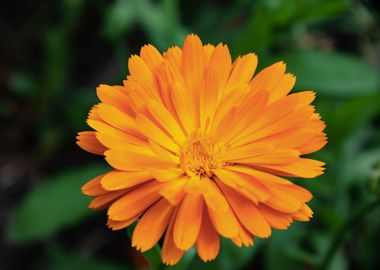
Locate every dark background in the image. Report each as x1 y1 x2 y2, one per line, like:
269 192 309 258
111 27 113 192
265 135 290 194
1 0 380 269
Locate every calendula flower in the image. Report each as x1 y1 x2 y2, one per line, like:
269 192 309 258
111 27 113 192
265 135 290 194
77 34 327 265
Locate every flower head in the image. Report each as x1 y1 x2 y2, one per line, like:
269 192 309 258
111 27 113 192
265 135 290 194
77 34 327 265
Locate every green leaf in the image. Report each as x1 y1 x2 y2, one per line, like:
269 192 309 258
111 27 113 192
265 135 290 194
264 0 349 25
326 94 380 145
103 0 186 54
103 0 136 38
352 148 380 182
279 50 380 97
7 164 108 243
295 0 349 25
231 4 273 57
266 225 314 270
132 0 186 50
317 200 380 270
327 250 347 270
266 240 301 270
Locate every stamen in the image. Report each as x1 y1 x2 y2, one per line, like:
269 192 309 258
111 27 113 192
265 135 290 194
179 137 225 177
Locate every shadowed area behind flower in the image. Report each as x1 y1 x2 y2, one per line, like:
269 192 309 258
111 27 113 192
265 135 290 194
1 0 380 270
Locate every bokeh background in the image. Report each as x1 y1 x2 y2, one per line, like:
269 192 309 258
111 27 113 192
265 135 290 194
1 0 380 269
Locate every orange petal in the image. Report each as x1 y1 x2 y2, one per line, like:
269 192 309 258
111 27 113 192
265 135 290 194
218 181 271 238
162 207 184 265
173 193 203 250
208 43 231 93
101 170 153 191
132 198 174 251
230 222 254 247
264 184 302 213
183 175 205 194
255 126 317 150
229 93 300 148
96 84 134 116
292 203 313 221
294 91 316 108
238 106 315 145
181 34 204 92
135 114 179 153
89 190 127 210
225 53 257 93
96 133 150 154
220 142 274 161
81 173 108 196
196 208 220 262
268 73 296 103
249 61 286 94
104 149 175 171
203 44 215 67
210 86 248 134
140 44 163 72
170 82 196 134
128 55 159 99
87 104 102 121
214 169 270 203
97 103 138 134
274 183 313 202
107 214 139 230
107 181 163 221
76 131 107 155
220 90 269 144
207 181 239 238
256 158 325 178
147 100 185 141
163 46 182 67
202 178 229 212
258 204 293 230
298 130 327 155
159 177 187 205
87 119 146 146
148 140 179 163
149 168 184 182
226 166 293 185
232 148 300 166
200 67 219 130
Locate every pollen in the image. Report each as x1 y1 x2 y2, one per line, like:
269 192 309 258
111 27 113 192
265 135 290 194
179 138 225 177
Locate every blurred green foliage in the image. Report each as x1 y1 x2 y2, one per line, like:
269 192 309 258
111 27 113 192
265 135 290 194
3 0 380 269
280 50 380 96
7 164 107 243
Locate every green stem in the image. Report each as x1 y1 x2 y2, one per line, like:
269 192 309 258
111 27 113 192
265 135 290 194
318 199 380 270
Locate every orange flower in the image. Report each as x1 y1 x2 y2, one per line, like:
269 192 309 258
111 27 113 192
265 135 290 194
77 34 327 265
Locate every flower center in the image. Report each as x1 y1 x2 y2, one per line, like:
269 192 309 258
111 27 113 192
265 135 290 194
179 138 224 177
